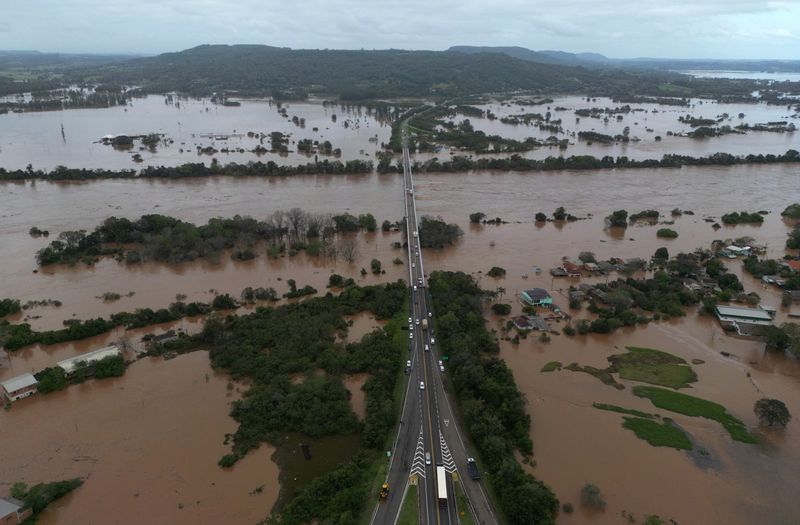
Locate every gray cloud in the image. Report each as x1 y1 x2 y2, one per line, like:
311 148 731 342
1 0 797 58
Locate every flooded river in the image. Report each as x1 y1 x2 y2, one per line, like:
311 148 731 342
0 351 279 525
1 99 800 523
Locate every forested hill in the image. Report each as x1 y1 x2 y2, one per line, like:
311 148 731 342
83 44 686 100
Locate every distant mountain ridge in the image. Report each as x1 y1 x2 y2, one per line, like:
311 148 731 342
448 45 800 73
448 46 612 66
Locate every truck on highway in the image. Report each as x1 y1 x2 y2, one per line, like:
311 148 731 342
422 319 428 331
467 457 480 480
436 465 448 507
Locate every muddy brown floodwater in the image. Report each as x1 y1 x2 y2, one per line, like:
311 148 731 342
2 156 800 523
0 351 279 525
0 96 391 170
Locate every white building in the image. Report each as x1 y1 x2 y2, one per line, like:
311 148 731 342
57 345 121 377
1 373 38 402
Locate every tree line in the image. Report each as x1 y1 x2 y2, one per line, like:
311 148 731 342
35 210 381 266
428 271 559 524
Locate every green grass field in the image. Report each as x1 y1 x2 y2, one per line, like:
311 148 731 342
622 416 693 450
397 484 419 525
609 346 697 389
592 402 655 419
633 386 757 443
540 361 562 372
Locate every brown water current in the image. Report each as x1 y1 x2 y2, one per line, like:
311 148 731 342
0 351 278 525
1 120 800 523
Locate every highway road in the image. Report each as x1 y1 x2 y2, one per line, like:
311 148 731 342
369 128 499 525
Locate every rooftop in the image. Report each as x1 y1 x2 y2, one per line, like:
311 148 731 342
715 305 773 322
0 498 23 517
523 288 551 300
0 373 37 393
57 345 121 375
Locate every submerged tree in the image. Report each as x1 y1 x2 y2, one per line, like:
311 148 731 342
754 398 791 428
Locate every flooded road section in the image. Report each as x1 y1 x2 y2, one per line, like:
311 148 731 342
1 164 799 523
0 351 279 525
0 96 391 170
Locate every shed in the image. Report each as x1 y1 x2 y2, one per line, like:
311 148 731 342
57 345 121 377
1 373 38 402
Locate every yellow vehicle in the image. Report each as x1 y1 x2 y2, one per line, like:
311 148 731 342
379 483 390 501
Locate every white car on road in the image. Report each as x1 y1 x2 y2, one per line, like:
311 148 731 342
419 381 425 390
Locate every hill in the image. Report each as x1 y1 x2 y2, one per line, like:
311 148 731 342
78 44 684 100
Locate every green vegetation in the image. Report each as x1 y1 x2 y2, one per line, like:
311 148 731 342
0 298 21 317
629 210 660 222
491 303 512 315
564 363 624 389
428 271 558 524
781 203 800 219
721 211 765 225
469 212 486 224
487 266 506 278
34 210 379 267
788 226 800 250
608 347 697 389
540 361 562 372
453 480 477 525
0 300 213 350
656 228 678 239
371 259 382 274
552 207 577 221
757 323 800 358
621 417 692 450
4 150 800 183
605 209 628 227
417 216 463 249
653 247 669 260
93 354 126 378
34 367 68 393
633 386 757 443
580 483 606 510
592 403 654 419
754 398 792 428
200 281 407 522
10 478 83 518
390 149 800 175
397 484 419 525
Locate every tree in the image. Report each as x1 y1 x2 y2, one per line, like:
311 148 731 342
653 247 669 261
578 251 596 263
581 483 606 510
553 207 567 221
337 237 359 263
358 213 377 232
605 210 628 228
487 266 506 278
656 228 678 239
469 212 486 224
718 273 743 292
492 303 511 315
370 259 382 274
534 212 547 222
94 355 126 378
754 398 791 428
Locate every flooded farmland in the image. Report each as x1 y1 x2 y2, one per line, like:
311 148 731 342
1 98 800 524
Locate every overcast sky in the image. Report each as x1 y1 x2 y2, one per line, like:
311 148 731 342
2 0 799 59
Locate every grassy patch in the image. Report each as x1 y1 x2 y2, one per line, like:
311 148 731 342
397 484 419 525
453 480 477 525
622 417 693 450
540 361 562 372
609 346 697 389
564 362 624 389
633 386 757 443
592 403 655 419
